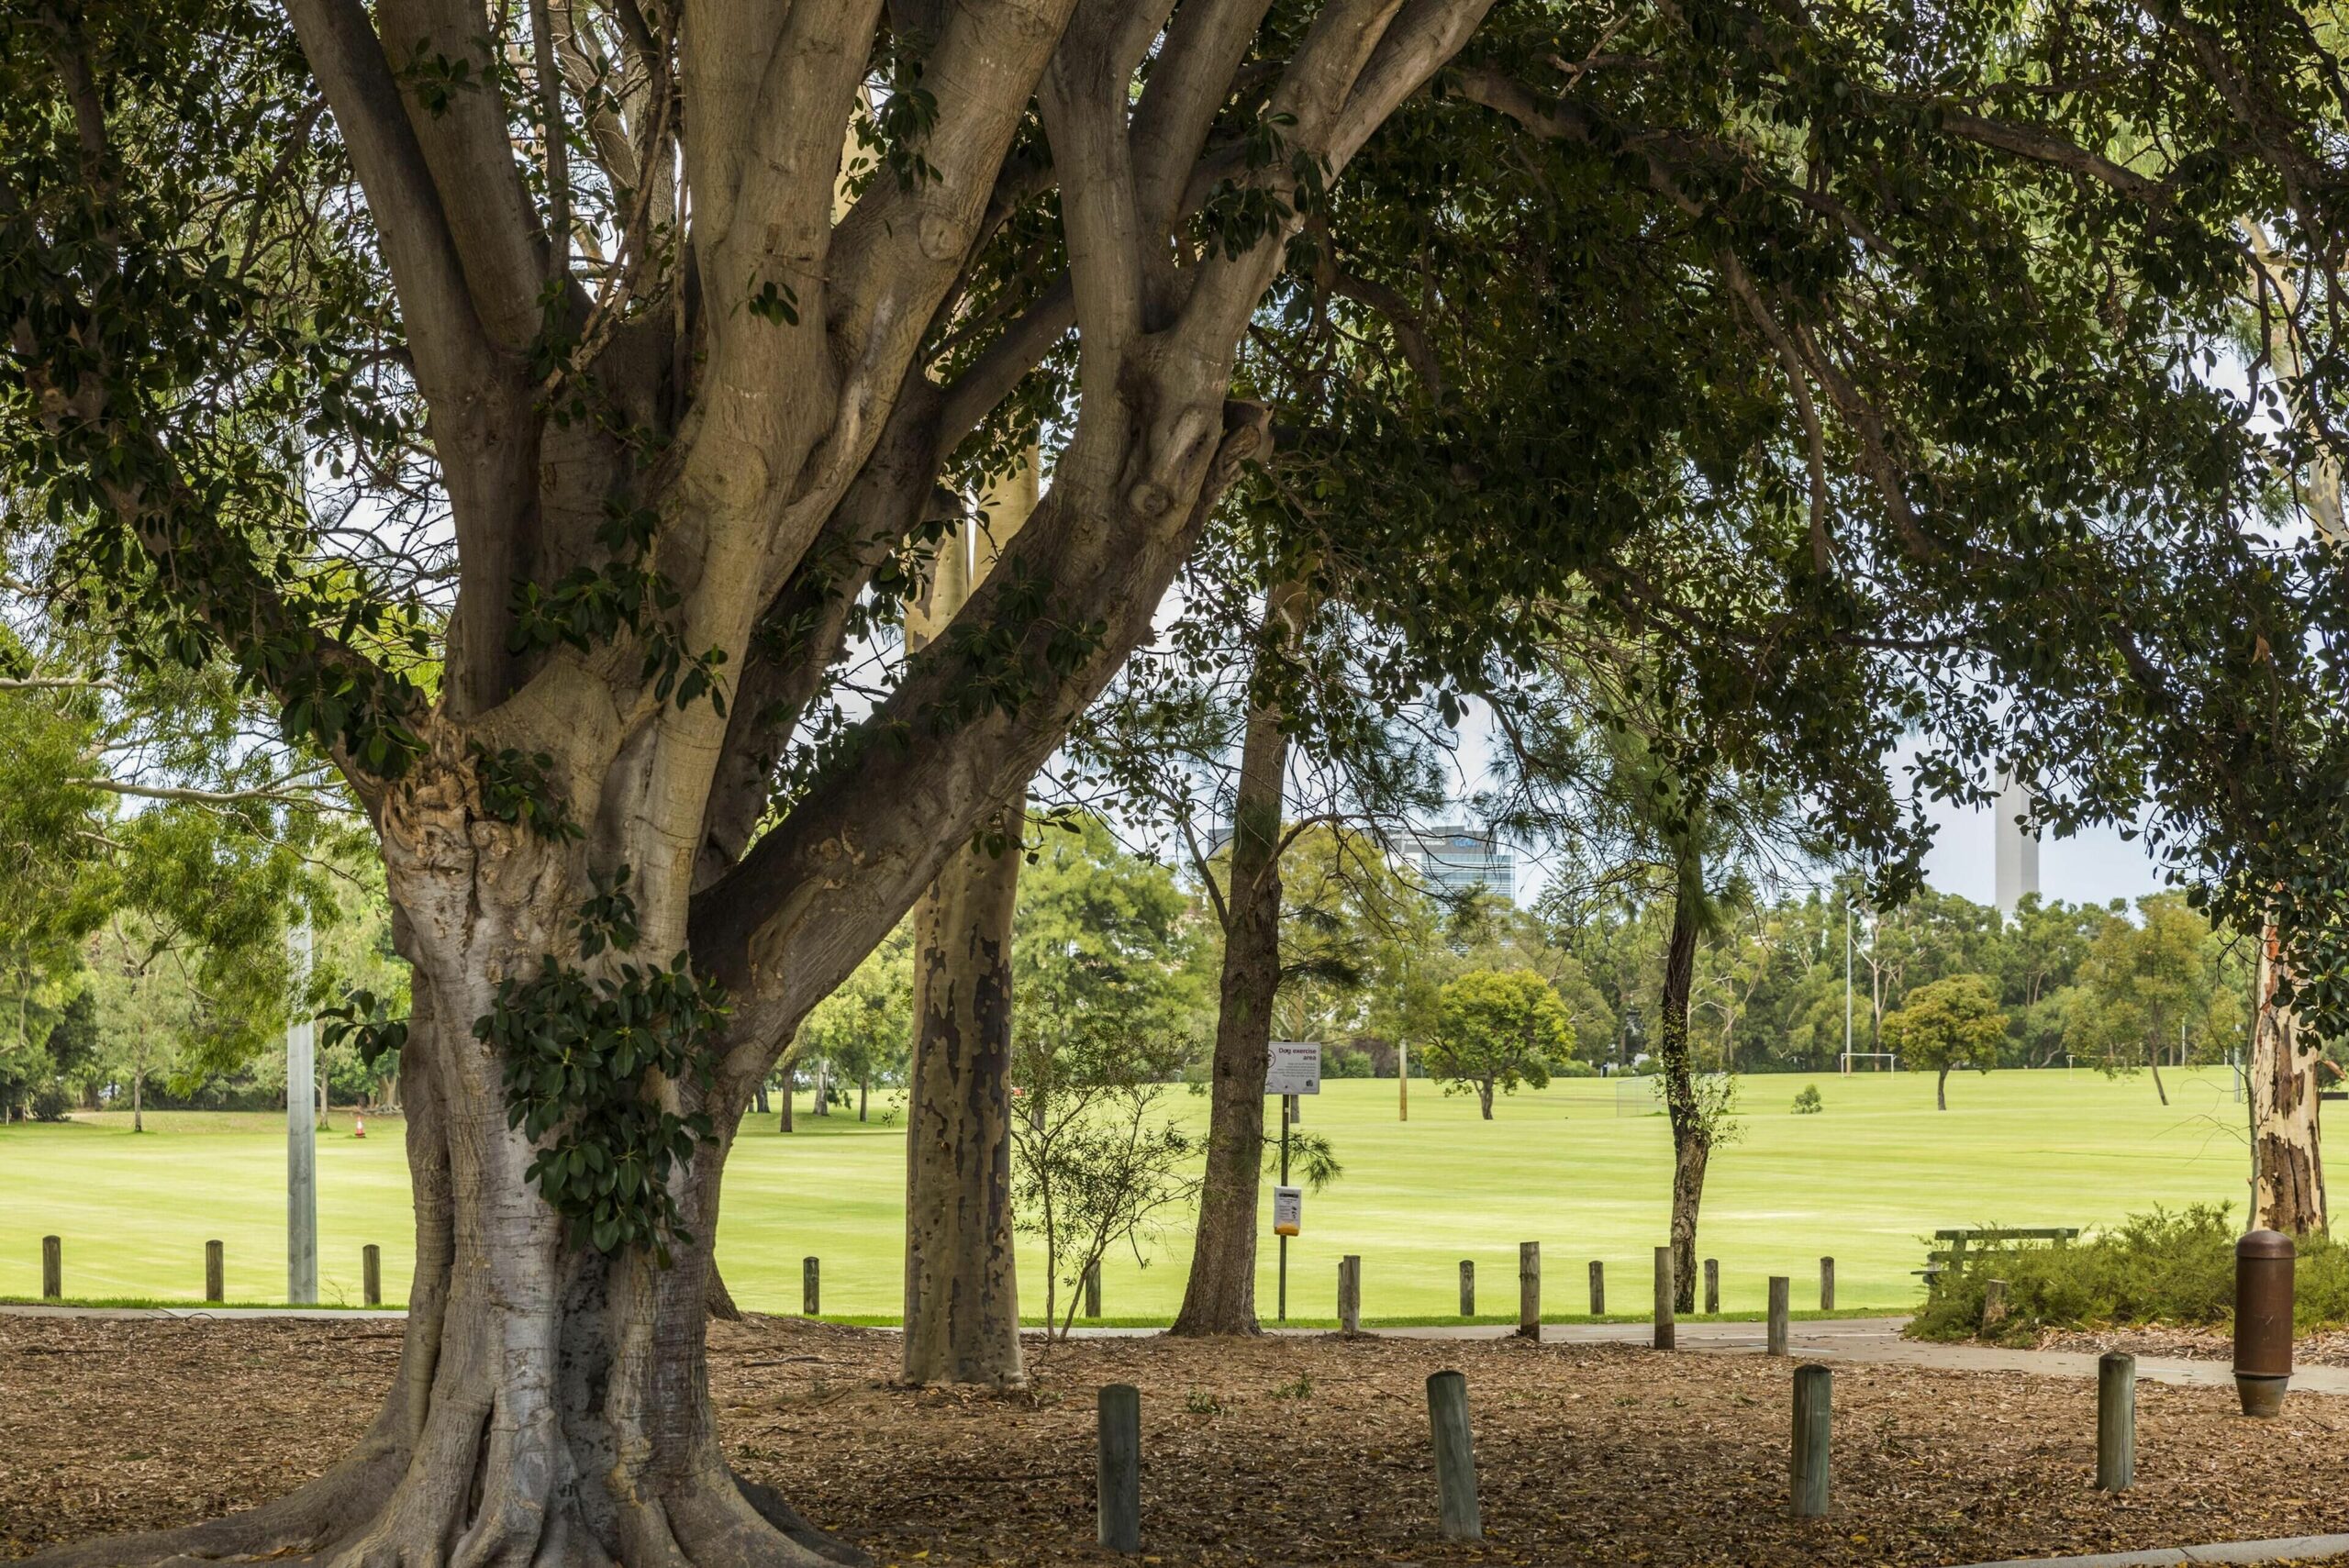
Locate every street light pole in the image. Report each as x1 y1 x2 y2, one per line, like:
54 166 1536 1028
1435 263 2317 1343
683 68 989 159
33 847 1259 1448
286 918 317 1305
1842 894 1854 1074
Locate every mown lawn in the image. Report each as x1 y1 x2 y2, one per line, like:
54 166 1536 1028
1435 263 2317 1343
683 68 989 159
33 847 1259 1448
0 1066 2254 1318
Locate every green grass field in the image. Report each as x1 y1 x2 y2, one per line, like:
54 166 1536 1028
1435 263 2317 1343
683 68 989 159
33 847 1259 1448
0 1067 2258 1320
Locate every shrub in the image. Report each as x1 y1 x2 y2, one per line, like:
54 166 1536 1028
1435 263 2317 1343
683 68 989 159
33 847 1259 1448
1791 1084 1823 1115
1553 1059 1599 1078
1910 1204 2349 1340
29 1084 70 1122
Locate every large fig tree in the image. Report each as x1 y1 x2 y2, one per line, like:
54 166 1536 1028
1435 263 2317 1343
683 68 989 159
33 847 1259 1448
0 0 1495 1562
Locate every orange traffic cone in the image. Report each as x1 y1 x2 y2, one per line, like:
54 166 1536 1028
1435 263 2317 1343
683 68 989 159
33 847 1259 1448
353 1113 366 1140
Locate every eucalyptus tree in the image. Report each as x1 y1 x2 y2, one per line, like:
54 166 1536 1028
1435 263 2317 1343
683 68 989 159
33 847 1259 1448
3 2 1498 1562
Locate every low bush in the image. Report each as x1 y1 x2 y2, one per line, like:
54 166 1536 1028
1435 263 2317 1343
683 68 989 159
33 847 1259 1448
1910 1204 2349 1340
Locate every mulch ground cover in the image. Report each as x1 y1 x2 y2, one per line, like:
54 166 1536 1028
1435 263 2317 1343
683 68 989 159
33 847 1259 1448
6 1313 2349 1566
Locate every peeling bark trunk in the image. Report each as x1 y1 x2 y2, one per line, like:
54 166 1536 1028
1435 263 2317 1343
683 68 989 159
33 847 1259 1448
898 812 1025 1387
898 466 1032 1388
1658 895 1708 1317
1169 583 1308 1338
2254 931 2327 1234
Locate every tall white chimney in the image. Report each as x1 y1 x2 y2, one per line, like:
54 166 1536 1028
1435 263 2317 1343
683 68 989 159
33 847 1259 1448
1994 771 2040 921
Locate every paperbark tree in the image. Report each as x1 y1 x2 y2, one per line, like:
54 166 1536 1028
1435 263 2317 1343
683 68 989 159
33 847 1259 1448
899 460 1034 1387
2 2 1496 1562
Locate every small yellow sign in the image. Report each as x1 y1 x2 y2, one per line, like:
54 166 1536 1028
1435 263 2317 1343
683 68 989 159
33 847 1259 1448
1273 1184 1302 1237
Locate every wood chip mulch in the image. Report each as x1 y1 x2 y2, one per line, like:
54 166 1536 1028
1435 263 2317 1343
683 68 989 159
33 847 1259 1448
7 1314 2349 1566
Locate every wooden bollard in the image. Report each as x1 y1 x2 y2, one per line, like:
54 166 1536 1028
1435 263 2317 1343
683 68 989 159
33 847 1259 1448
1767 1275 1790 1356
1458 1259 1475 1317
1588 1259 1604 1315
1790 1363 1831 1518
802 1256 820 1317
2097 1351 2135 1491
40 1235 60 1300
205 1240 225 1304
1097 1384 1141 1553
1983 1277 2009 1330
1517 1242 1541 1338
1425 1370 1482 1540
1704 1257 1720 1315
1653 1247 1675 1351
362 1244 381 1307
1820 1256 1835 1311
1085 1261 1102 1318
1338 1255 1362 1335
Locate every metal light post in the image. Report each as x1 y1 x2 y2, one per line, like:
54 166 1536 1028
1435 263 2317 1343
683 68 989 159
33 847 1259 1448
286 919 317 1305
1842 893 1854 1074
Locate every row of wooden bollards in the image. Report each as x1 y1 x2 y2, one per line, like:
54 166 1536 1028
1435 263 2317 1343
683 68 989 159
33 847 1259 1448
1418 1245 1835 1331
34 1237 385 1307
1088 1352 2147 1552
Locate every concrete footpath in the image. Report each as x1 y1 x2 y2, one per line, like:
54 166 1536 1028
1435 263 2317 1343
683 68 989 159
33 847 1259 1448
11 1306 2349 1399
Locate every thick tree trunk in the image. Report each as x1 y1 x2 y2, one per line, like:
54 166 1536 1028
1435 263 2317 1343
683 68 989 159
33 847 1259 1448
898 813 1025 1387
29 972 855 1568
780 1070 795 1133
2254 932 2327 1234
1168 584 1309 1338
1658 895 1709 1316
1477 1078 1495 1119
753 1083 769 1115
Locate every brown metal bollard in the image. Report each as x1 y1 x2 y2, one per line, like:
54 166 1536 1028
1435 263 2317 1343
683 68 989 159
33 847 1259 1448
2233 1228 2295 1417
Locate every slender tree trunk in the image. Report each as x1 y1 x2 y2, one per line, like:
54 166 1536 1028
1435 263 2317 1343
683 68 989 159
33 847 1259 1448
1936 1065 1948 1111
1658 894 1709 1316
779 1073 796 1132
1168 582 1311 1337
131 1065 142 1134
2148 1045 2168 1106
897 466 1034 1387
2254 930 2327 1233
899 813 1025 1386
858 1076 868 1121
1477 1077 1495 1119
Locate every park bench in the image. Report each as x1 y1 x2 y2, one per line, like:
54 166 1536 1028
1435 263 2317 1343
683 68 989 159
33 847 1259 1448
1918 1225 2079 1287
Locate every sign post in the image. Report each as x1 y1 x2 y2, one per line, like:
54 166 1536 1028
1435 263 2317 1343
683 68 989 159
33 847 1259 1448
1264 1043 1321 1322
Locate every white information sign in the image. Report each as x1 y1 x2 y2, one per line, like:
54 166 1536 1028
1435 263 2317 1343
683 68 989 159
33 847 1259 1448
1265 1040 1322 1096
1273 1185 1302 1237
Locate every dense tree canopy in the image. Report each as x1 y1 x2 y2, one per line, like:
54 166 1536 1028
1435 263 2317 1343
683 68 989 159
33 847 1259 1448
9 0 2349 1562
